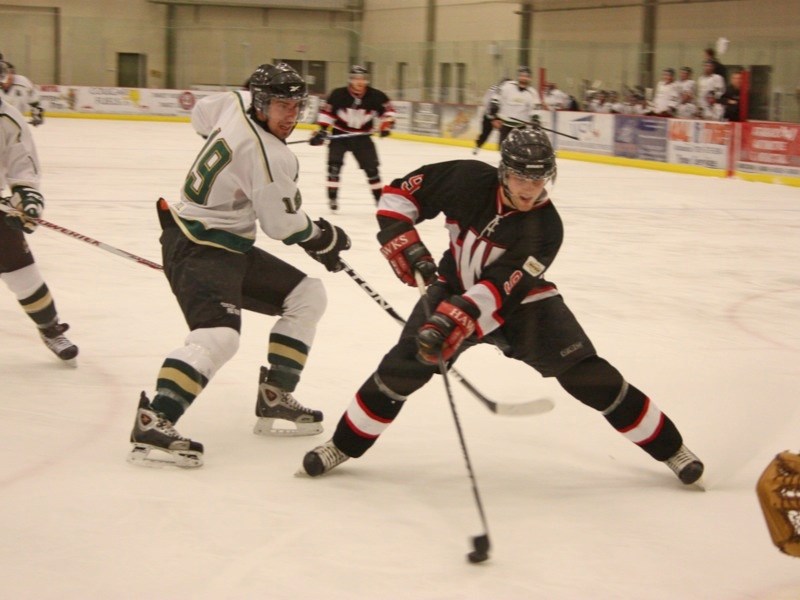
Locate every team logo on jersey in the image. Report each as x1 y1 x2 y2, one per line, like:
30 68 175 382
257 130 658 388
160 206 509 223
522 255 545 278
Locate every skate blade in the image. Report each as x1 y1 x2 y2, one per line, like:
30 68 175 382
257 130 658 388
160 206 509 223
127 444 203 469
253 418 323 437
61 357 78 369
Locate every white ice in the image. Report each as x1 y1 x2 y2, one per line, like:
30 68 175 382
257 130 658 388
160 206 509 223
1 118 799 599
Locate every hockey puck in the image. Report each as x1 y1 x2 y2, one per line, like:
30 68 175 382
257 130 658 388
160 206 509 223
467 550 489 564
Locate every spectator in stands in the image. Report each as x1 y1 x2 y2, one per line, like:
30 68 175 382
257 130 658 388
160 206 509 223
678 67 696 97
675 90 699 119
587 90 609 113
649 68 680 117
606 90 624 114
700 92 724 121
542 82 571 111
720 70 744 122
697 59 726 112
703 47 728 83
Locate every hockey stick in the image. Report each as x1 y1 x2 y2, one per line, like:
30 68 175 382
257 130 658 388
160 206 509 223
287 130 376 145
0 203 164 271
502 117 579 140
339 259 554 416
414 271 491 564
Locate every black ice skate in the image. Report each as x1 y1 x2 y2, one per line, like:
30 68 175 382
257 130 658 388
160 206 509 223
39 322 78 364
300 439 350 477
253 366 323 437
664 444 704 487
128 392 203 468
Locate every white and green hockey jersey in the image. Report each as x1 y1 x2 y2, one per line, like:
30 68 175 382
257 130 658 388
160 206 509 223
170 90 314 253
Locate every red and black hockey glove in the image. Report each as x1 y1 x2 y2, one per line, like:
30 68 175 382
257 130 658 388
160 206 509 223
377 220 437 287
299 218 351 272
379 118 394 138
416 295 480 365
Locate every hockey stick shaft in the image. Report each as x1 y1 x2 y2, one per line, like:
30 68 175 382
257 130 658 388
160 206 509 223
288 130 376 145
340 259 553 416
414 271 491 554
502 117 579 140
0 203 164 271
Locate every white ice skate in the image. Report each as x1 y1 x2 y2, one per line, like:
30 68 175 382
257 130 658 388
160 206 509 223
253 368 323 437
39 322 78 366
127 393 203 468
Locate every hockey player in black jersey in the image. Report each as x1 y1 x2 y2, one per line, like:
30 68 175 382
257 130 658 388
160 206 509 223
302 126 704 487
310 65 396 210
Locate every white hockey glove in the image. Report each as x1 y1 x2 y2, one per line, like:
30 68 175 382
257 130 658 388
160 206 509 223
5 186 44 233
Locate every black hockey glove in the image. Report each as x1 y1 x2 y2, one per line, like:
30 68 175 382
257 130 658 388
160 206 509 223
377 220 437 287
30 104 44 127
309 129 328 146
416 295 480 365
299 218 351 272
4 186 44 233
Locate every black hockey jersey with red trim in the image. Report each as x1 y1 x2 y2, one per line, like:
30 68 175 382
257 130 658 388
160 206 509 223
377 160 563 336
317 86 396 134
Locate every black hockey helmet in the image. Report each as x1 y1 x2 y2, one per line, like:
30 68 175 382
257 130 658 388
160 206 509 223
518 65 532 76
249 62 308 113
350 65 369 77
499 127 556 189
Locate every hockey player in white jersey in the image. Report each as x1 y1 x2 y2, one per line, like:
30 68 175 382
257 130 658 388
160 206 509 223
0 61 44 126
492 66 542 144
128 63 352 468
0 99 77 362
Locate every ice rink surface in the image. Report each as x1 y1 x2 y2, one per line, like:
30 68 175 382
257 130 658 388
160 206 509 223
1 117 799 599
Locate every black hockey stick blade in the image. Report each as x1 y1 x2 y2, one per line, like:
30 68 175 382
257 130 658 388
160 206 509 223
467 534 491 564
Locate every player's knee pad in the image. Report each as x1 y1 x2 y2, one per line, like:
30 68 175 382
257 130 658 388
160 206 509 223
556 355 623 412
0 263 44 298
181 327 240 379
283 276 327 325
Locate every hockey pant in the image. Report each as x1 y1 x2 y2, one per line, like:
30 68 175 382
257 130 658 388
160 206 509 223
326 136 382 201
332 283 684 461
151 216 326 423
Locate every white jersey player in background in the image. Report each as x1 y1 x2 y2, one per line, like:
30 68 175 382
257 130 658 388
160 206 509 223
128 63 352 468
0 61 44 126
492 65 542 144
0 99 77 361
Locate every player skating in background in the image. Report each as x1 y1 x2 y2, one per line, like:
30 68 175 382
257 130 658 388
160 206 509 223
0 60 44 127
492 66 542 144
0 99 77 362
472 78 508 155
301 126 704 487
128 63 351 468
310 65 396 210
